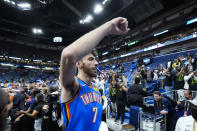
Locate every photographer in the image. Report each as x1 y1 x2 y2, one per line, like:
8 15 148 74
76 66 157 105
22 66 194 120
188 70 197 91
42 86 61 131
115 80 127 124
140 65 147 87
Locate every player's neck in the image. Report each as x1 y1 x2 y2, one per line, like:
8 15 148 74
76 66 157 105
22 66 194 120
77 73 93 86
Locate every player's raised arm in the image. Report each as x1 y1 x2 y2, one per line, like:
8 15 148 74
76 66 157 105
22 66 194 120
60 17 129 99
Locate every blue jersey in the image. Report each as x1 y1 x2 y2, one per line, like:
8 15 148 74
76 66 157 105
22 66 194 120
60 78 103 131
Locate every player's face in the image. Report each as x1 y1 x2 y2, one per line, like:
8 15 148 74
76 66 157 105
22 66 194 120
81 54 98 77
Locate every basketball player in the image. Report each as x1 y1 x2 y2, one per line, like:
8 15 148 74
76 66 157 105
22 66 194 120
60 17 129 131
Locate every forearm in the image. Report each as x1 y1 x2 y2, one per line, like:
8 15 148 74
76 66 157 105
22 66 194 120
122 86 127 92
24 112 34 117
17 114 25 119
176 71 182 77
61 22 110 62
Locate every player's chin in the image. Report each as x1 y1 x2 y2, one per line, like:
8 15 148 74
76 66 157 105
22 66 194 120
91 71 97 77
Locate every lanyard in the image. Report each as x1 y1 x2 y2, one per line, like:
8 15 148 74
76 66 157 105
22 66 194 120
184 102 190 112
194 120 196 131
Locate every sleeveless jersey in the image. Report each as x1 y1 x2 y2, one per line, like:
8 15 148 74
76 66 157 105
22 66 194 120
60 78 103 131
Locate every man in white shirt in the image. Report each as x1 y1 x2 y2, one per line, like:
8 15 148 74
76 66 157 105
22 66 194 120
175 97 197 131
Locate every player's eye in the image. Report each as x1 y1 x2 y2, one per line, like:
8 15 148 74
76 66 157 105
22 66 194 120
88 57 94 61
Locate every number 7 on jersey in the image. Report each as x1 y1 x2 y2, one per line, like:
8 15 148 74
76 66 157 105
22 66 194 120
92 107 98 123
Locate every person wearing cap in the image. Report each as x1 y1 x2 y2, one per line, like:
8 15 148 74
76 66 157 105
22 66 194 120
175 97 197 131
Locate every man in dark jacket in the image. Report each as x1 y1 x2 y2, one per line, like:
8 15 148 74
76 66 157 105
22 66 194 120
128 78 149 106
153 91 177 131
177 90 193 117
115 81 127 124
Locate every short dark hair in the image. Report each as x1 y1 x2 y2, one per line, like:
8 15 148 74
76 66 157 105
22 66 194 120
33 88 40 96
185 90 192 95
153 91 161 96
35 93 44 103
48 86 57 93
91 49 98 58
135 77 140 84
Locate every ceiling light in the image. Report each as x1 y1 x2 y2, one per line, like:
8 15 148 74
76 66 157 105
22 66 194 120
4 0 10 3
79 20 84 24
17 2 31 10
187 17 197 25
154 30 168 37
32 28 43 34
94 4 103 14
115 48 120 51
53 37 63 42
11 1 16 5
102 0 110 5
84 15 93 23
102 51 109 56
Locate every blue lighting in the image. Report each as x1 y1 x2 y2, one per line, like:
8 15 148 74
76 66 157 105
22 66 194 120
186 17 197 25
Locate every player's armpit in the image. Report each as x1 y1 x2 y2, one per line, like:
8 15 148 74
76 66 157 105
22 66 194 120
61 77 80 103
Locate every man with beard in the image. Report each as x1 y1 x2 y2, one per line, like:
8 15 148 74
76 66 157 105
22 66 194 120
59 17 129 131
175 97 197 131
177 90 194 116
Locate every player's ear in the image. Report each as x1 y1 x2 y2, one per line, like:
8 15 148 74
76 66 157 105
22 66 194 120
76 61 82 69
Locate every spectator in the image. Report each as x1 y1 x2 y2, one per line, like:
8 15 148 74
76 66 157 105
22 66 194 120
115 82 127 124
184 70 195 90
153 66 159 81
42 86 61 131
19 93 44 131
153 91 177 131
177 90 193 117
10 87 27 131
172 59 181 70
15 88 40 131
0 88 10 131
193 52 197 70
187 58 193 72
96 77 105 92
128 78 150 106
188 70 197 91
99 89 107 122
187 52 192 60
119 74 128 87
166 58 172 69
158 64 167 88
140 65 147 87
132 71 142 84
164 68 173 98
154 64 159 73
109 81 117 118
174 66 185 90
175 97 197 131
108 70 113 83
146 67 153 83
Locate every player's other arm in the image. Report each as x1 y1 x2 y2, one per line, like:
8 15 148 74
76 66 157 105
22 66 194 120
60 17 129 101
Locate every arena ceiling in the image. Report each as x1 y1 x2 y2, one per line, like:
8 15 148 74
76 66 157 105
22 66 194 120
0 0 196 57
